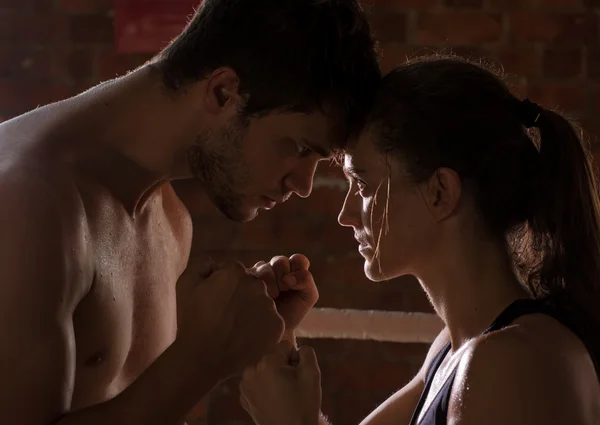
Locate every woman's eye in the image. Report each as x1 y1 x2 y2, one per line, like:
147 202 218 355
354 179 367 195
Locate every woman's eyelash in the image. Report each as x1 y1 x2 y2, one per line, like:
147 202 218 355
354 179 367 195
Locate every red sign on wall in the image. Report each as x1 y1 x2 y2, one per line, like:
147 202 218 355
115 0 201 53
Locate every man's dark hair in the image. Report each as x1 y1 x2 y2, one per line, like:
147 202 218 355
153 0 381 141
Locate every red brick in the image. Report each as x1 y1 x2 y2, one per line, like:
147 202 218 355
448 45 491 60
309 253 433 312
524 82 587 116
316 159 345 178
537 0 583 6
231 215 349 253
320 214 358 247
206 339 428 425
196 209 368 256
185 397 209 424
56 47 97 82
416 12 503 44
185 246 433 312
308 339 428 425
96 49 152 80
268 193 305 218
587 47 600 80
68 82 97 98
0 0 53 11
494 45 541 78
378 43 418 73
367 0 440 10
299 186 347 216
0 80 70 115
229 216 287 251
189 215 241 253
542 46 582 78
68 13 114 43
489 0 536 7
510 12 598 44
0 11 68 43
57 0 112 14
0 45 53 81
444 0 483 6
493 0 580 6
369 6 407 44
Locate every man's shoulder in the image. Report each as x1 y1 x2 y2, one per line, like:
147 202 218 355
0 162 94 304
0 159 92 265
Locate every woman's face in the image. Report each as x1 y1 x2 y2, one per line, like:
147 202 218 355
338 130 438 281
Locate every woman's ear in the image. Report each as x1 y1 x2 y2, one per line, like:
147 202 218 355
423 168 462 222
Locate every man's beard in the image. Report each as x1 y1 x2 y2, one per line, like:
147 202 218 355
187 116 255 222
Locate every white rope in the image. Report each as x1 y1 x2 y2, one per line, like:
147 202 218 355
296 308 443 344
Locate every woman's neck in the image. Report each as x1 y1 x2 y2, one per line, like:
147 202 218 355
415 227 531 351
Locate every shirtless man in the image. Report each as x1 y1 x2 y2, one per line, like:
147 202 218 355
0 1 381 424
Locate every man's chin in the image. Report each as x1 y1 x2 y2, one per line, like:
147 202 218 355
237 209 260 223
219 205 260 223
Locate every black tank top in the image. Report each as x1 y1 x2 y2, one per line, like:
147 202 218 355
407 299 567 425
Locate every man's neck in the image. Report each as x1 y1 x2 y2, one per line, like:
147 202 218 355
63 66 206 215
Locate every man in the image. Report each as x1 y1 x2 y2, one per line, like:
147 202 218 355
0 0 380 424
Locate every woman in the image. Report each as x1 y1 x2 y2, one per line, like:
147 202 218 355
238 55 600 425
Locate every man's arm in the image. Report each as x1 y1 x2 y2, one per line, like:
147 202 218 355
0 175 90 425
0 175 221 425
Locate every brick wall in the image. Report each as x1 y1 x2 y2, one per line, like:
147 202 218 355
2 0 599 424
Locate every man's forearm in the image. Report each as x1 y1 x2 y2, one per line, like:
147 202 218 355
57 340 222 425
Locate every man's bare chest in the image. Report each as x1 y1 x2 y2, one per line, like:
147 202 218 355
69 185 192 408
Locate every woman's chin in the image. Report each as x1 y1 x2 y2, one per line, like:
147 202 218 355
363 255 406 282
363 260 391 282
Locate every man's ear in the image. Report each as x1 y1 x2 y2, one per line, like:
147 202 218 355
422 167 462 222
203 67 244 114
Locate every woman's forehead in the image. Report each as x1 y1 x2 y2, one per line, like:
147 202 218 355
343 134 384 171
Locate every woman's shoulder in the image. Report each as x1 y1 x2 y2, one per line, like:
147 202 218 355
448 315 600 425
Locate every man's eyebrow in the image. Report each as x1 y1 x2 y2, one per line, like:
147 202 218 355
302 138 333 158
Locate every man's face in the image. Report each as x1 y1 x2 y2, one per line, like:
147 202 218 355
188 110 339 222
